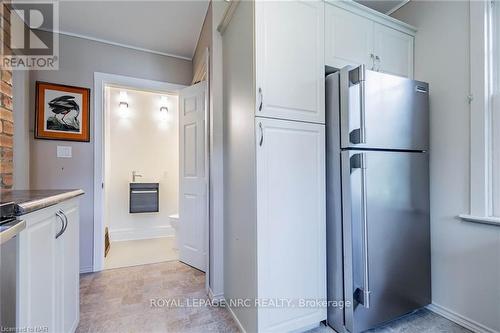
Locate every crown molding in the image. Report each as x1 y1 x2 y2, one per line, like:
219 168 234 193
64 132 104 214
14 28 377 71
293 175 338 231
35 28 192 61
386 0 411 16
217 0 240 35
326 0 417 36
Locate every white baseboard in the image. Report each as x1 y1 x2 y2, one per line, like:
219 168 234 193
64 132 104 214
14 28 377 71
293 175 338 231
427 303 499 333
109 225 175 241
79 265 93 274
226 304 246 333
208 288 224 301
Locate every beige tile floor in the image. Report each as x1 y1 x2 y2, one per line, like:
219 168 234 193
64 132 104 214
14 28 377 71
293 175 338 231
307 309 471 333
77 261 240 333
79 261 470 333
104 237 179 270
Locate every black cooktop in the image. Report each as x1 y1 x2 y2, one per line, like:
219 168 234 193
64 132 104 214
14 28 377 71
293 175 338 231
0 202 16 222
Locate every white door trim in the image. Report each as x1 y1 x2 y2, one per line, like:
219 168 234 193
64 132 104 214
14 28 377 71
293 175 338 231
203 47 211 293
93 72 186 272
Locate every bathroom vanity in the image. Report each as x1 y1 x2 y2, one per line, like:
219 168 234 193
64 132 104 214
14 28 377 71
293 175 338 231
129 183 159 213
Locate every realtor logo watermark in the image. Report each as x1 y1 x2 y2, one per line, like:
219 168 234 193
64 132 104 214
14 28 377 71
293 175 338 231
1 1 59 70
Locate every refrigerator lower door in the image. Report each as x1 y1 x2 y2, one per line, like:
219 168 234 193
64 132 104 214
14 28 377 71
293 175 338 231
341 150 431 333
340 66 429 151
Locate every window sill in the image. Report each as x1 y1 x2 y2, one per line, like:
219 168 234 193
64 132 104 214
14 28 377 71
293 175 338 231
458 214 500 227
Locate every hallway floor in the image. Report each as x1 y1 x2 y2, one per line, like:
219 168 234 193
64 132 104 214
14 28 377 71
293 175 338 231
78 262 471 333
104 237 179 270
77 261 239 333
308 309 471 333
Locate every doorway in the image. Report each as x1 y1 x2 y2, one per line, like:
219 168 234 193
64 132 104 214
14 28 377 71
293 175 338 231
103 86 180 269
93 73 209 278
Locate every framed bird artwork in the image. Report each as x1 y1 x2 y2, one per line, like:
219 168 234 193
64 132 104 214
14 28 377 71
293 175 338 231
35 81 90 142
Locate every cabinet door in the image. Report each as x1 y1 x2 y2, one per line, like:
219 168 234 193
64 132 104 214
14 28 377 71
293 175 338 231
255 0 324 123
255 117 326 332
325 4 374 70
18 213 59 332
373 23 414 78
58 204 80 333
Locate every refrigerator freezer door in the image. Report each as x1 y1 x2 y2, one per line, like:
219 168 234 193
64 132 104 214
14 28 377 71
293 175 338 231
341 150 431 333
340 66 429 151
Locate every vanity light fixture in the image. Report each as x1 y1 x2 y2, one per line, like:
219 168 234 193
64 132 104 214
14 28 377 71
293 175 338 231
119 91 129 109
160 95 169 113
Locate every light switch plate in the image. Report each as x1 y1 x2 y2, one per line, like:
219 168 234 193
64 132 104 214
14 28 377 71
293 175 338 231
57 146 72 158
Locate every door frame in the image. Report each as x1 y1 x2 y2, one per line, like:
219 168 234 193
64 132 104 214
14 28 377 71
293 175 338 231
93 72 209 279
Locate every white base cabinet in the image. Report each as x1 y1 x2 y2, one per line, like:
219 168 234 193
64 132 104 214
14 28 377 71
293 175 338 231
17 199 80 333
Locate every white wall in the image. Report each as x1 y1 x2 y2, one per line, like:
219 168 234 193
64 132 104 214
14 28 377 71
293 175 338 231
28 32 191 272
105 87 178 241
392 2 500 331
223 2 258 331
208 0 228 298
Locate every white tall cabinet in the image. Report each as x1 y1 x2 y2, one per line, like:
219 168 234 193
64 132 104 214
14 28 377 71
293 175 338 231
325 1 416 78
222 1 326 332
17 199 80 333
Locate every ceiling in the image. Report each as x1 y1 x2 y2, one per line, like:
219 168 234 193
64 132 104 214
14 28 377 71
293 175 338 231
56 1 210 60
355 0 409 14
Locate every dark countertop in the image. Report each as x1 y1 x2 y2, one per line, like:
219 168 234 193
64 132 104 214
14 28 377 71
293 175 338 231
1 189 84 215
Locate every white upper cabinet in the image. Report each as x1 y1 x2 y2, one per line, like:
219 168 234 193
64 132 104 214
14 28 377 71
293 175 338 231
325 4 373 69
325 1 416 78
255 0 325 124
373 23 414 78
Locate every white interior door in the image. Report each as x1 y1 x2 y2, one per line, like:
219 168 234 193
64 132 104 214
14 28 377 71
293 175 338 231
179 81 208 272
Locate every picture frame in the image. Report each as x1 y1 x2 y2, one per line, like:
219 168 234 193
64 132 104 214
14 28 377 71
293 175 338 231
35 81 90 142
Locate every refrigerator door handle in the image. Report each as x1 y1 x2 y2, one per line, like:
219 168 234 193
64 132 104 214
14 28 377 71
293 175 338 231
350 152 371 308
360 153 370 308
348 65 367 144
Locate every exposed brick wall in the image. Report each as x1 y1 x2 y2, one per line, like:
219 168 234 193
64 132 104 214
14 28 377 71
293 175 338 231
0 2 13 189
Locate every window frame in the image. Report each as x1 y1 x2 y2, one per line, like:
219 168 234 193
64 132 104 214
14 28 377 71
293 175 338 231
491 0 500 217
460 0 500 226
459 0 500 226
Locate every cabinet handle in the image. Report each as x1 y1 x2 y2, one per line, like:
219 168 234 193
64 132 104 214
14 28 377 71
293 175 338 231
375 55 381 71
59 210 68 235
55 212 65 239
258 87 263 111
369 53 375 70
259 122 264 146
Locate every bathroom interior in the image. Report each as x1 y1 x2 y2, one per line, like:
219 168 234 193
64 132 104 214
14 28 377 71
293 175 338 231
103 85 180 270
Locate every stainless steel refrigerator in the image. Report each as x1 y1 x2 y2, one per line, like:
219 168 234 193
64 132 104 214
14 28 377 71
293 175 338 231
326 65 431 333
